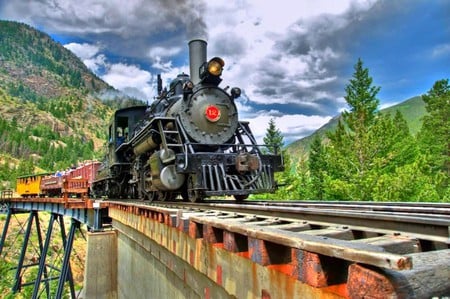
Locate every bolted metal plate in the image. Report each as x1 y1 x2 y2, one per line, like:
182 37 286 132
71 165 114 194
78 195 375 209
178 87 238 144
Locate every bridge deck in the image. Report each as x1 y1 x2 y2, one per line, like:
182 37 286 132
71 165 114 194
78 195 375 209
106 201 450 298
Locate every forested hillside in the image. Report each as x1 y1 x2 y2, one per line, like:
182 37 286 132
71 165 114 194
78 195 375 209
0 20 144 190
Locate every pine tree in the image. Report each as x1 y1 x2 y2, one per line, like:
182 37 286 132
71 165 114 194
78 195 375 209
326 59 381 200
324 59 430 201
260 118 294 199
263 118 284 154
308 135 327 200
418 79 449 174
417 79 450 199
343 58 380 177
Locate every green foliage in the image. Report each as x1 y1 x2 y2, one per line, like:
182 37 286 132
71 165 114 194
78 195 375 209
0 21 118 186
253 65 448 202
323 60 428 201
417 79 450 198
0 260 15 297
256 119 294 199
0 117 97 183
371 159 441 202
286 60 448 202
286 96 427 157
382 96 426 135
0 20 91 90
263 118 284 154
308 135 327 200
343 58 380 131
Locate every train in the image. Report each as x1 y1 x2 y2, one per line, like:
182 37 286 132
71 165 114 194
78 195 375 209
16 161 101 198
14 39 283 202
90 39 284 202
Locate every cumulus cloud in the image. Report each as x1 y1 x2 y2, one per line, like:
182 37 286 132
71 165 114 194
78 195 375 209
0 0 208 59
64 42 155 99
2 0 448 144
102 63 154 99
201 0 379 119
244 113 332 145
64 42 107 73
64 42 102 60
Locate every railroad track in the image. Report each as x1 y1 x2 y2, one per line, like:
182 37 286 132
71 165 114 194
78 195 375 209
105 199 450 297
144 200 450 244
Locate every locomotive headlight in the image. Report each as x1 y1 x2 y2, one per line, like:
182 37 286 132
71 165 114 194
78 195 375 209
207 57 224 76
199 57 225 85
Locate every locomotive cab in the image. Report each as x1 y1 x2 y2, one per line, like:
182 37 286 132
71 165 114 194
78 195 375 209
92 106 148 198
107 106 148 163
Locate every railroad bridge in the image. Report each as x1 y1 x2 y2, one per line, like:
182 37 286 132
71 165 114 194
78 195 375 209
1 192 449 298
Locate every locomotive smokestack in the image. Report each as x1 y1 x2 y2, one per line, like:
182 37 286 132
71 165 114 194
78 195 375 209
188 39 207 85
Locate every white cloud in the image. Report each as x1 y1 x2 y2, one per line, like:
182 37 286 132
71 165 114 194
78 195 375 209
64 42 106 73
102 63 154 99
148 46 182 59
64 42 101 59
431 43 450 58
65 42 155 99
244 113 332 145
7 0 441 144
202 0 372 111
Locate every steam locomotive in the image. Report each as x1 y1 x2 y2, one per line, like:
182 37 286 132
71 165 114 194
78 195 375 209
91 39 283 202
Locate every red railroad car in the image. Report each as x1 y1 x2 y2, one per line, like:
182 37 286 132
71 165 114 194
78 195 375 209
40 161 101 197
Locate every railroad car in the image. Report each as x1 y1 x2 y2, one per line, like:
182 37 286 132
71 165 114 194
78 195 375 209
92 39 284 202
16 173 50 197
40 161 101 197
16 161 101 198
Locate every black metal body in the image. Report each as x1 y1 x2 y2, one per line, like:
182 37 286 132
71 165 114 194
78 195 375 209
92 40 283 202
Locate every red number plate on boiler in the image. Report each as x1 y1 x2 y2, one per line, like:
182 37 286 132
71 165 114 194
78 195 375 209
205 105 221 122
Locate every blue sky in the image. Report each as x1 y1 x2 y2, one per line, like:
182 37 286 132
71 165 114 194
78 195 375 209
0 0 449 144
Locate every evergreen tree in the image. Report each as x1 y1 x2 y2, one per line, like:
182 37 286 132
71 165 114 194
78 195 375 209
418 79 449 174
263 118 284 154
417 79 450 199
326 59 381 200
342 58 380 178
258 118 293 199
308 135 327 200
324 59 426 201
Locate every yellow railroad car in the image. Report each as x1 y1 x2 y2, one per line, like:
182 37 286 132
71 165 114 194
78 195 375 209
16 173 49 197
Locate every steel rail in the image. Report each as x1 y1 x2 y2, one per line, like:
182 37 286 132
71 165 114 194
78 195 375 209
246 200 450 214
152 201 450 243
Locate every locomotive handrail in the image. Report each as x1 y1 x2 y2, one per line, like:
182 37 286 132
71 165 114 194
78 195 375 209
176 116 195 153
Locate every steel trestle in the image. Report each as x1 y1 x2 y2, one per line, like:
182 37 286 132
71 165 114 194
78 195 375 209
1 207 81 298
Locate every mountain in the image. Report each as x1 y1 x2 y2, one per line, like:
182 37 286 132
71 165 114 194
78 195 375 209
286 96 427 157
0 20 143 184
0 20 114 145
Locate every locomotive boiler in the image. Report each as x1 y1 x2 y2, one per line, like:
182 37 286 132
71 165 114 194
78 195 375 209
92 39 283 202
